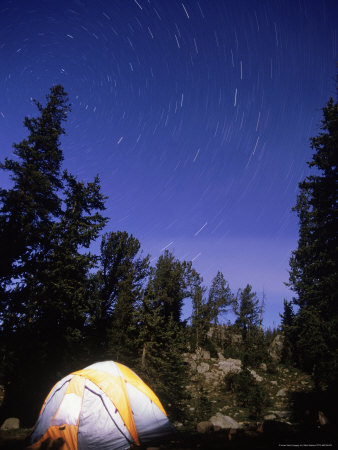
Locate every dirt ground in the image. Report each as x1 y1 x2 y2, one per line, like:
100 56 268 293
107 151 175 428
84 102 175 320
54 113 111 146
0 424 336 450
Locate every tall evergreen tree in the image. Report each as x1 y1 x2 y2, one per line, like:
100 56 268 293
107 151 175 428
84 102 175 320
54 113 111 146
0 85 69 304
189 269 208 349
234 284 262 367
0 86 107 423
89 230 149 362
288 81 338 388
147 250 191 323
234 284 260 336
136 251 191 420
207 271 233 325
279 299 295 365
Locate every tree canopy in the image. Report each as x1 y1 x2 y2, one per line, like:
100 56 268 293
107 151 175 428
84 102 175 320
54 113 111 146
288 80 338 389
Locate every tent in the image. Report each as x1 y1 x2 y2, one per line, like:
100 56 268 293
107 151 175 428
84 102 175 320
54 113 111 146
29 361 174 449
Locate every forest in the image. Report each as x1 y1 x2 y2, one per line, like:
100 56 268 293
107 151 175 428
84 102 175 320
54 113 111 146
0 83 337 446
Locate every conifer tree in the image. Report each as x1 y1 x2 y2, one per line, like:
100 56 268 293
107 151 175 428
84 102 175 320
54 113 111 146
279 299 295 364
189 269 208 349
136 251 191 420
147 250 191 323
234 284 261 366
207 271 233 325
0 86 107 423
234 284 260 336
288 80 338 388
89 230 149 362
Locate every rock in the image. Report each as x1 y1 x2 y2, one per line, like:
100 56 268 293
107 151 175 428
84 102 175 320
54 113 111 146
182 354 197 371
276 388 288 397
264 414 277 420
197 421 213 433
217 358 242 375
318 410 329 426
197 362 210 374
195 348 210 360
268 334 284 363
209 412 242 429
1 417 20 430
271 380 278 385
217 352 225 360
250 369 263 382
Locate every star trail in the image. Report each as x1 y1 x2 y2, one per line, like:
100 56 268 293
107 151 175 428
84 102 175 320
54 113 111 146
0 0 337 326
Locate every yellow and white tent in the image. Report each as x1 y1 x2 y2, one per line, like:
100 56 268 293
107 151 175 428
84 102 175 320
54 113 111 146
29 361 174 449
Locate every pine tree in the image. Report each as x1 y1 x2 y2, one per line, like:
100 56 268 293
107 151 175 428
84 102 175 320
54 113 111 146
189 269 208 349
234 284 261 367
279 299 295 365
288 81 338 389
234 284 260 335
0 85 69 308
207 271 233 325
0 86 107 423
89 230 149 362
136 251 192 420
147 250 191 323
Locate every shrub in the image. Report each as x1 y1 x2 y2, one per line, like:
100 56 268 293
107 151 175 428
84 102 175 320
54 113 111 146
224 368 270 418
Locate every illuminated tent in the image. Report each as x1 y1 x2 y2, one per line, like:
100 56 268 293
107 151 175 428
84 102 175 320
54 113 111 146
29 361 174 449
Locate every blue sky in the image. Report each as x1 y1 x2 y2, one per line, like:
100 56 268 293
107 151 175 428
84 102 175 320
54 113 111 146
0 0 337 327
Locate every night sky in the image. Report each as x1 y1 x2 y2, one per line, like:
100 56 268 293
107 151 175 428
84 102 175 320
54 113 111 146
0 0 337 327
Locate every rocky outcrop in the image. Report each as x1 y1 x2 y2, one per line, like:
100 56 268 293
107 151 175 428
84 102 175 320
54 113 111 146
209 412 242 429
217 359 242 375
197 362 210 374
268 334 284 362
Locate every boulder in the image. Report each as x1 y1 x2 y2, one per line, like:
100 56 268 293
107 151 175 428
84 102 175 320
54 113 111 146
217 358 242 375
209 412 242 429
187 360 197 371
197 421 213 433
276 388 288 397
195 348 210 360
264 414 277 421
197 362 210 374
268 334 284 363
318 410 329 426
250 369 263 382
1 417 20 430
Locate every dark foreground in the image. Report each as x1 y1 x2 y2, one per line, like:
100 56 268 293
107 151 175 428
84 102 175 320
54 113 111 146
0 423 336 450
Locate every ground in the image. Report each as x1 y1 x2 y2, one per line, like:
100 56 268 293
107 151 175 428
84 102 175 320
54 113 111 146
0 425 336 450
